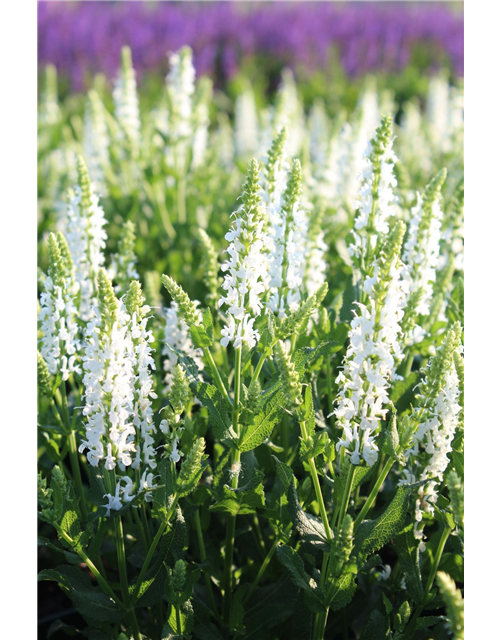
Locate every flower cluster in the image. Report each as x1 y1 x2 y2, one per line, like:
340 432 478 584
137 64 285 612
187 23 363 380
266 159 308 318
64 157 107 321
159 365 191 464
39 233 81 381
166 46 196 143
348 115 398 266
79 272 158 516
411 329 462 546
108 220 139 296
113 46 141 156
162 301 204 392
401 169 446 343
218 159 268 349
334 221 408 466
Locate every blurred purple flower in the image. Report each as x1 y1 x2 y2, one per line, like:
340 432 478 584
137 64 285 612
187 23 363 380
37 1 464 91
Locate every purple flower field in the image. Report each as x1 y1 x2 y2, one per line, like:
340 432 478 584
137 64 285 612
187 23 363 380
38 1 463 90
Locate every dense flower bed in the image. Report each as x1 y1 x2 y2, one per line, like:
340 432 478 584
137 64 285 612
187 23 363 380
38 1 463 91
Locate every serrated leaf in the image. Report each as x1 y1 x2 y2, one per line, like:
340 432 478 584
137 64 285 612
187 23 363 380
168 345 203 390
162 600 195 639
354 482 424 563
153 456 175 519
275 545 326 614
239 388 285 452
272 456 293 493
287 481 332 550
190 308 214 348
38 565 123 623
329 569 358 611
197 382 235 442
394 524 424 603
380 414 405 463
210 469 265 516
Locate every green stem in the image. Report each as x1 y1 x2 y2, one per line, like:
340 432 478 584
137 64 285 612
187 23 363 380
223 347 243 626
176 604 183 635
59 382 87 522
402 352 414 378
313 553 331 640
299 423 332 543
403 525 451 639
326 363 335 429
130 495 179 606
194 509 221 623
56 525 123 608
206 348 232 405
243 523 292 605
423 525 451 603
353 457 394 531
337 463 355 528
110 471 142 640
251 352 267 386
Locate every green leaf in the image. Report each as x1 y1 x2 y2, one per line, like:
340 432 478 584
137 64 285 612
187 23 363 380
88 463 108 511
287 481 332 550
329 568 358 611
153 456 176 519
169 345 204 390
239 387 285 452
415 615 446 629
390 371 421 413
177 438 207 497
394 524 424 603
451 450 464 480
273 456 294 493
275 545 326 614
190 308 214 348
162 600 195 639
192 594 225 640
38 565 123 624
197 382 235 442
59 511 88 549
210 469 265 516
354 482 424 563
360 610 390 640
380 413 405 463
339 274 358 323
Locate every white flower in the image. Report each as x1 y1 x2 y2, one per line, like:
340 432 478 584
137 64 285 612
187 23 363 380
39 275 81 381
218 160 268 349
80 294 158 477
162 302 204 392
334 224 407 467
266 160 308 318
166 46 196 143
113 47 141 154
234 86 259 159
65 183 107 321
413 364 461 531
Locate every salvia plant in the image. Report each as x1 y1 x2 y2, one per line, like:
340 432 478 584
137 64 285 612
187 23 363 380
38 45 464 640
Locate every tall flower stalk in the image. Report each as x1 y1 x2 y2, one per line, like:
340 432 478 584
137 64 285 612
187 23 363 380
39 233 81 381
65 156 107 321
218 159 268 349
334 220 407 467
